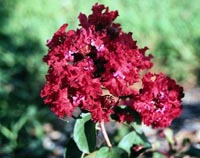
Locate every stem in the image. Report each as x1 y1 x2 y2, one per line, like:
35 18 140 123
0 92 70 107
81 153 85 158
100 121 112 148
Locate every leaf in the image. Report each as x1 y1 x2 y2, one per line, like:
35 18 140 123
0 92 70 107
153 151 165 158
131 122 143 134
0 124 15 140
111 105 141 124
73 113 96 153
96 147 128 158
163 128 174 145
64 138 82 158
83 151 97 158
118 131 151 154
12 114 27 134
185 145 200 157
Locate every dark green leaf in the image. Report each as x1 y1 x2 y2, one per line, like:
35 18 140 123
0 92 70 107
74 113 96 153
64 138 82 158
111 105 141 124
185 145 200 157
118 131 151 154
96 147 128 158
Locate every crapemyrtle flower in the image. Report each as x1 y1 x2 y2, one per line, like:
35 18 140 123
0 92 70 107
41 3 183 127
133 73 184 128
41 3 153 122
79 3 119 31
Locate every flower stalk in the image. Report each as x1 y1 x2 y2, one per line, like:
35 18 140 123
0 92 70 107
100 121 112 148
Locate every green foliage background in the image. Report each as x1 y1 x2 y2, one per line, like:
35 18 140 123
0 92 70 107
0 0 199 157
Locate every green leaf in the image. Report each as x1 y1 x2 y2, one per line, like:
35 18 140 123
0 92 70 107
12 114 27 134
73 113 96 153
131 122 143 134
163 128 174 145
0 124 15 140
64 138 82 158
83 151 97 158
96 147 128 158
118 131 151 154
153 151 165 158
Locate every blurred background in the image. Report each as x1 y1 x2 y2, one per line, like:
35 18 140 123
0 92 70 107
0 0 199 157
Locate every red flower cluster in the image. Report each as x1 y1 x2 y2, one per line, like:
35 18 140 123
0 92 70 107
133 73 184 128
41 3 184 128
